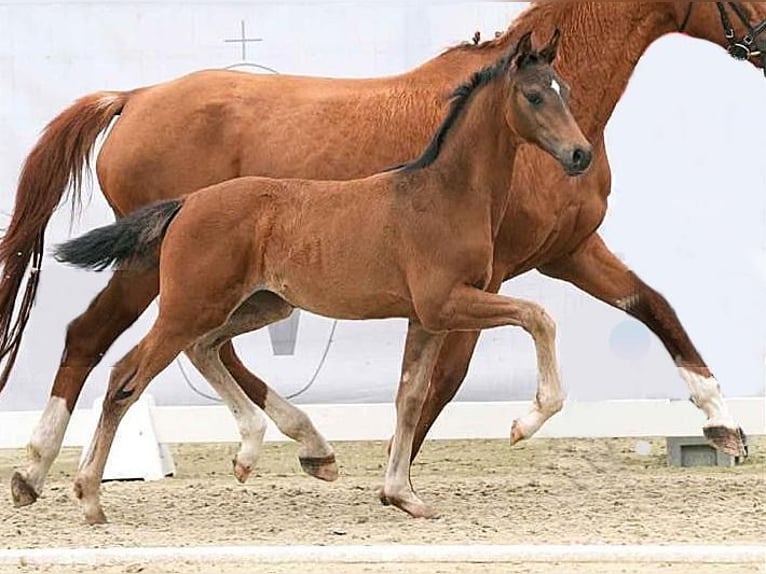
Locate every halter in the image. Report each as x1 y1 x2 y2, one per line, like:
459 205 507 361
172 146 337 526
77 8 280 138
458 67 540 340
680 2 766 74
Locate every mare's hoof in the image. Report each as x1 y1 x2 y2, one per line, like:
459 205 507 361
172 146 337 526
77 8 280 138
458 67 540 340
299 454 339 482
704 425 748 459
11 472 39 508
232 458 253 484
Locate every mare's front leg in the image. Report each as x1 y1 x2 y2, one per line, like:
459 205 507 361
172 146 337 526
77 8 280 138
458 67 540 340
380 321 445 519
539 233 746 457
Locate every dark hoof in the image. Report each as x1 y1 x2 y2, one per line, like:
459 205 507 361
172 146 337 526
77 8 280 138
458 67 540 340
299 454 339 482
11 472 39 508
704 425 748 459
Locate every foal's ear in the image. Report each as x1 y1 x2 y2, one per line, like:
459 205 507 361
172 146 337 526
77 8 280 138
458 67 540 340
513 31 534 68
539 28 561 64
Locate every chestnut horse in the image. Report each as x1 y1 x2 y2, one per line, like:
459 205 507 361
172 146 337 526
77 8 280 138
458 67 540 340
5 2 763 507
55 34 591 522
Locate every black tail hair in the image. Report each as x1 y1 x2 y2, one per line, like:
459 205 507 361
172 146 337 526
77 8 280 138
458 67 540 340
54 199 183 271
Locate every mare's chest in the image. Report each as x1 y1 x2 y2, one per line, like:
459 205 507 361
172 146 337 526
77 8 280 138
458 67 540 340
494 145 611 274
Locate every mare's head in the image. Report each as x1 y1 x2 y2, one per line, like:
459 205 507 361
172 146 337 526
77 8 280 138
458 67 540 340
502 30 592 176
674 2 766 73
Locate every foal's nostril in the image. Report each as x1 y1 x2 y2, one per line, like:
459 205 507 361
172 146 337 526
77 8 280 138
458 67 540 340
571 147 592 172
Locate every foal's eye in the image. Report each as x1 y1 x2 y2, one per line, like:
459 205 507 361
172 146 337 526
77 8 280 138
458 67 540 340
525 92 543 106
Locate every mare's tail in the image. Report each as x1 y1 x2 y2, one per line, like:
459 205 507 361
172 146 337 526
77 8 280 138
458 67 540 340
0 91 131 394
54 199 184 272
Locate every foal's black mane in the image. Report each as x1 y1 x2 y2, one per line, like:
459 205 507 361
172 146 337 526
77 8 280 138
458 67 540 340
390 46 542 174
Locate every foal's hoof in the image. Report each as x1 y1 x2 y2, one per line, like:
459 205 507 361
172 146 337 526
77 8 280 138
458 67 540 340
11 472 39 508
74 478 107 525
299 454 339 482
704 425 748 459
379 489 440 519
232 458 253 484
510 420 526 446
84 507 108 526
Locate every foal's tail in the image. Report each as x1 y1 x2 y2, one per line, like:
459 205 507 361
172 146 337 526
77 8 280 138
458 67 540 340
0 91 131 394
54 199 184 272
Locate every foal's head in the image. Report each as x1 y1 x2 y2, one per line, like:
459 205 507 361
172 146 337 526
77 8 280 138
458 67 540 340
502 31 592 176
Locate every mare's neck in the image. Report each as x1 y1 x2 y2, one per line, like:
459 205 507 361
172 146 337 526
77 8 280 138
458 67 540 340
417 2 678 138
551 2 677 136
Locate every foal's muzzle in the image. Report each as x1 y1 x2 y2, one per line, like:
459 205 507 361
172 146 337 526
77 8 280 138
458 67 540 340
563 146 592 176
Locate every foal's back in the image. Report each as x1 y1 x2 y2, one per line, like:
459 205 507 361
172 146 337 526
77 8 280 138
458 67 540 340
165 173 418 320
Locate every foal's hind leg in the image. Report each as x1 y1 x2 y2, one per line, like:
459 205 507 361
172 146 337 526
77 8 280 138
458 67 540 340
12 268 159 508
203 292 337 481
75 322 200 524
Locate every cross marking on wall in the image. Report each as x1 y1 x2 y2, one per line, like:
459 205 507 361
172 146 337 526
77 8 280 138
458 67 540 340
224 20 263 62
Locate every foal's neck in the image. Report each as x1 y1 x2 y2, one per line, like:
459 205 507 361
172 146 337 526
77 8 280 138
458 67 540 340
420 82 520 234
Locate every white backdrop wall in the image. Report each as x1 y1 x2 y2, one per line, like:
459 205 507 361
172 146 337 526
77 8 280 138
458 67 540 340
0 1 764 411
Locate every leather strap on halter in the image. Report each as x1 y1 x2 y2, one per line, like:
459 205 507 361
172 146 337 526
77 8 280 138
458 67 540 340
728 2 763 40
683 2 765 74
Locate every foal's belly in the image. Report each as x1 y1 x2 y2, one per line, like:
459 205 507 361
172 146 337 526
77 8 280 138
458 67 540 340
267 279 415 322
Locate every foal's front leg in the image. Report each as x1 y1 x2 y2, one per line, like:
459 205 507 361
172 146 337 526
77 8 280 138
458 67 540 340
380 321 446 519
421 286 564 444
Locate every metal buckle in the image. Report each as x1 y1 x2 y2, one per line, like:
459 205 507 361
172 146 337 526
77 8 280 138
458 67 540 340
728 42 752 60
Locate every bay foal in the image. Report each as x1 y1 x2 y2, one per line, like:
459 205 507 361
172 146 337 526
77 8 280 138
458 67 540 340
56 33 591 523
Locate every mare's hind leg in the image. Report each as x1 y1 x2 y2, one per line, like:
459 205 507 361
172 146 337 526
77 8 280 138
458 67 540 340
75 321 201 524
540 233 746 457
205 291 337 481
12 268 159 508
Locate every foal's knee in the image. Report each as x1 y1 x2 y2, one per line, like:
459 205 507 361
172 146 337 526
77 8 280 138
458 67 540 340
523 305 556 340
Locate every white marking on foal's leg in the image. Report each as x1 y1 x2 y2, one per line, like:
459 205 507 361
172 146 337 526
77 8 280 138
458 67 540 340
263 390 337 481
677 368 737 428
511 371 565 444
12 397 70 504
185 346 268 484
208 378 267 484
511 307 564 444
